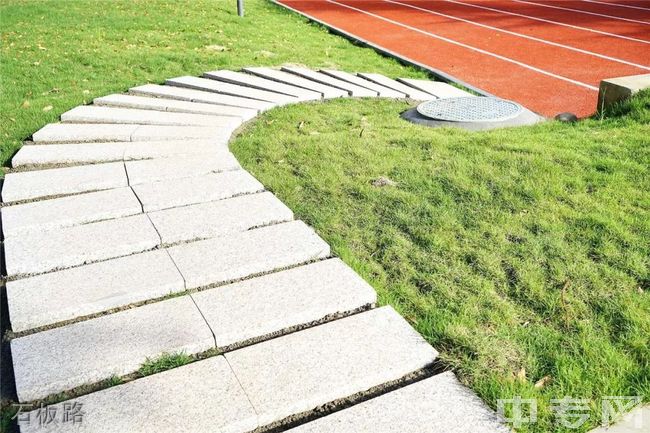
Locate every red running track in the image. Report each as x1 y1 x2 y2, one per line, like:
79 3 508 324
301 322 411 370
276 0 650 117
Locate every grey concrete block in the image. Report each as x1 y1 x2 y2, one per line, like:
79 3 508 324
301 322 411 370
123 139 221 160
225 306 438 426
129 83 275 111
281 66 377 97
4 214 160 276
1 162 127 203
125 153 240 185
19 356 257 433
193 258 377 348
61 105 241 128
320 69 406 98
357 73 434 100
12 295 214 402
167 76 297 104
599 73 650 110
243 67 348 99
94 93 258 121
32 123 138 143
7 250 184 332
1 187 142 238
131 124 232 142
167 220 330 289
132 170 264 212
11 143 126 167
588 404 649 433
204 69 321 100
288 372 509 433
148 191 293 244
397 78 475 99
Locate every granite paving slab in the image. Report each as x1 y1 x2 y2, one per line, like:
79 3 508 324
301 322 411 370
281 66 377 97
7 249 185 333
1 187 142 238
167 76 297 104
1 162 127 203
243 67 348 99
131 170 264 212
94 93 258 121
320 69 407 98
225 306 438 426
129 83 275 111
357 73 434 100
12 295 214 402
19 356 257 433
397 78 475 98
288 372 509 433
148 191 293 244
193 258 377 349
204 69 321 100
125 153 240 185
4 214 160 277
167 220 330 289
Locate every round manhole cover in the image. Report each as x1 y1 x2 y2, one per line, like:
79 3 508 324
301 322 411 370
416 96 523 122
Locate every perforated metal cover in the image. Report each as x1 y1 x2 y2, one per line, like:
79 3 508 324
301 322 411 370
416 97 523 122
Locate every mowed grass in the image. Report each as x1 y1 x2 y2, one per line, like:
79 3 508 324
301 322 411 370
0 0 427 170
1 0 649 432
231 94 650 433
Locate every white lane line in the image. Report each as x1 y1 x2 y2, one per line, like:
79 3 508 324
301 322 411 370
513 0 650 25
386 0 650 70
326 0 599 91
580 0 650 12
444 0 650 45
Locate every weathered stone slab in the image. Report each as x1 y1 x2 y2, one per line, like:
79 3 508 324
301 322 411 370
1 187 141 238
320 69 406 98
148 191 293 244
288 372 509 433
131 124 231 142
12 143 126 167
397 78 475 98
243 67 348 99
132 170 264 212
1 162 127 203
61 105 240 128
167 76 297 104
7 250 184 332
193 258 377 349
19 356 257 433
225 306 437 426
281 66 377 97
123 139 220 160
599 73 650 110
32 123 137 143
204 70 321 101
357 73 434 100
125 153 240 185
12 295 214 402
129 83 275 111
4 214 160 277
94 93 258 121
588 404 649 433
167 220 330 289
12 140 223 167
31 123 229 143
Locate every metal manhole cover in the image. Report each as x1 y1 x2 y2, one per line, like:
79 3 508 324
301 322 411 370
416 96 523 122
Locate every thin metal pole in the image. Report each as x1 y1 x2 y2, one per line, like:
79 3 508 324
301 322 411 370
237 0 244 17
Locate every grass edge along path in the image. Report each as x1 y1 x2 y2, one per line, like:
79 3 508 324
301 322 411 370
230 93 650 433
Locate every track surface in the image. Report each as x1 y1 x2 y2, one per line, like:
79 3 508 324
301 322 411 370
276 0 650 117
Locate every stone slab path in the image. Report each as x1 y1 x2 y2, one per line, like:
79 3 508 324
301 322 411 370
1 67 509 432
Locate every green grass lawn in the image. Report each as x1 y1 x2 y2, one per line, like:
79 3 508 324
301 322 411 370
1 1 649 432
231 95 650 432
